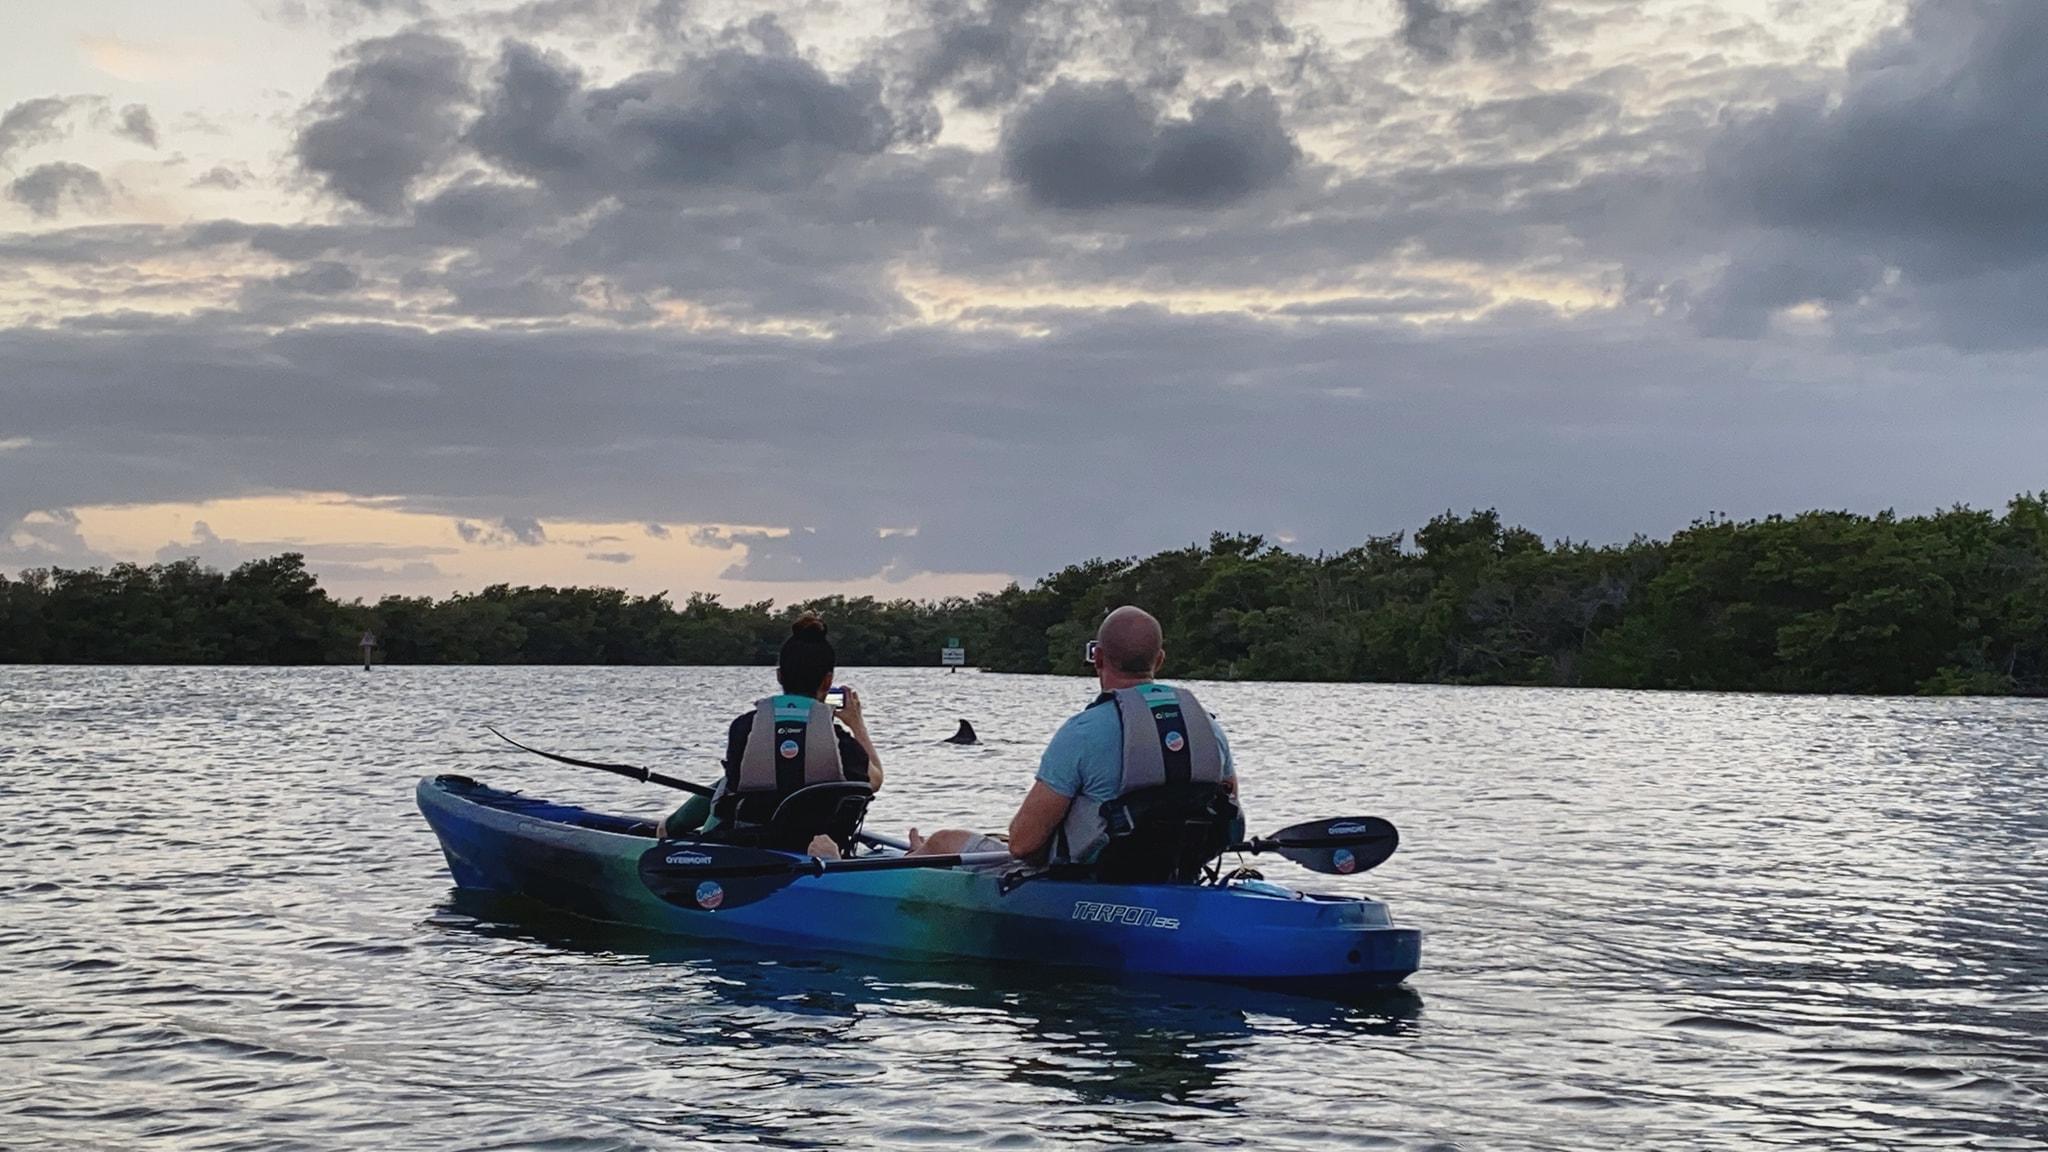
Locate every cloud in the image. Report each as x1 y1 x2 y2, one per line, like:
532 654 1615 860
294 29 473 213
1693 0 2048 344
155 519 240 567
9 0 2048 591
114 104 159 148
0 96 93 163
902 0 1080 110
190 164 252 190
153 519 449 587
268 260 362 294
467 40 901 200
2 508 112 570
643 521 670 538
1001 80 1298 208
7 163 111 218
454 515 547 545
585 550 634 563
1396 0 1543 64
7 309 2045 586
711 523 924 582
895 0 1302 111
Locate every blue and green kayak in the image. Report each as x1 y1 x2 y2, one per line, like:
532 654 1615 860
417 775 1422 992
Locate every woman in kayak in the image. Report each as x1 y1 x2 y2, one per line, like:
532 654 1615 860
658 613 883 854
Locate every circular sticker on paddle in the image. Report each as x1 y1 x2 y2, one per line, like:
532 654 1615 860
695 881 725 910
1332 847 1357 874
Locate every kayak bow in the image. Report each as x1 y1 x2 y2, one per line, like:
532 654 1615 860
416 775 1421 992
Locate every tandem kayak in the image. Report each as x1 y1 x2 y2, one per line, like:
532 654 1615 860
416 774 1422 992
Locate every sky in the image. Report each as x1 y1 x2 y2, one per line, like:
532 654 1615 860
2 0 2044 603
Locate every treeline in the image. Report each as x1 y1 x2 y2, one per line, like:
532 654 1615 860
4 495 2045 695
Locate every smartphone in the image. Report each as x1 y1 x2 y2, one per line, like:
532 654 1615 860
1083 639 1099 666
826 685 848 710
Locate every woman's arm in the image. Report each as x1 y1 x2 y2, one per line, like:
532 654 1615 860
838 687 883 792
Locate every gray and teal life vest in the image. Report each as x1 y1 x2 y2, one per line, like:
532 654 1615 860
1054 683 1225 865
735 694 845 803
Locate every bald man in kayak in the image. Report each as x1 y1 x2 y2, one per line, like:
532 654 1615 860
909 605 1239 865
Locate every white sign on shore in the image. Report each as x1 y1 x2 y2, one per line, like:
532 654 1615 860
941 647 967 667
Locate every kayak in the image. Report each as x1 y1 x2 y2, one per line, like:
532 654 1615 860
416 774 1422 992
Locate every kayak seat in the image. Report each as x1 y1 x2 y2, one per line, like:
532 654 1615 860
714 781 872 855
1087 782 1241 885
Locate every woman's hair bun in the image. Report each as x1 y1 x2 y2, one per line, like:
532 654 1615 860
790 611 828 637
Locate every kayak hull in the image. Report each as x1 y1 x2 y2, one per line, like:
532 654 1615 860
417 775 1421 990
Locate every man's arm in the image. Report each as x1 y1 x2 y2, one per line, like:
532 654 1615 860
1007 781 1071 860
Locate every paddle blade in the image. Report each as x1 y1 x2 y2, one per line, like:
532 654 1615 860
1266 816 1399 876
637 842 810 912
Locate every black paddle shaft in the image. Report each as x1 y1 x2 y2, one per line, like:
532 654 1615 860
486 726 714 797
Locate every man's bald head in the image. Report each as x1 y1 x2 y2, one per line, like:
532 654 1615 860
1096 606 1164 677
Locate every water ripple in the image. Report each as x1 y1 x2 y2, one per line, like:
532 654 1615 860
1 667 2043 1150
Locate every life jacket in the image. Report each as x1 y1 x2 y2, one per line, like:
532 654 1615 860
727 694 846 818
1053 683 1225 865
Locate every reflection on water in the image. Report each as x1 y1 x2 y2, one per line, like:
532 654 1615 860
442 887 1423 1115
1 666 2043 1150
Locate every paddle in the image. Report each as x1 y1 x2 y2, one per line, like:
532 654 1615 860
639 841 1013 911
486 726 714 798
1229 816 1399 876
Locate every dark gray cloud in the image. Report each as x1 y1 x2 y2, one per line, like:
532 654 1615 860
585 550 634 563
114 104 159 148
190 164 252 190
1397 0 1542 64
898 0 1302 110
1002 80 1298 208
0 96 91 163
294 29 473 213
270 260 362 294
1693 0 2048 344
454 515 548 545
468 41 900 200
644 521 670 538
711 524 920 583
7 163 111 218
5 310 2044 585
904 0 1079 109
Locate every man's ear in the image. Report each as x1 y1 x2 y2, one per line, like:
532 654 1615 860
1153 648 1166 675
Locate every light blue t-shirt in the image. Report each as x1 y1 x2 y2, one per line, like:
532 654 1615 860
1037 685 1235 802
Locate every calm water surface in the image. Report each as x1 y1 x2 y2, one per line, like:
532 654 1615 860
2 667 2043 1150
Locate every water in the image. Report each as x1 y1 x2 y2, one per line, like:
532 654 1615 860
2 667 2043 1151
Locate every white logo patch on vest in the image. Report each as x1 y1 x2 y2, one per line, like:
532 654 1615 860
1070 901 1180 930
779 738 800 759
1164 730 1185 752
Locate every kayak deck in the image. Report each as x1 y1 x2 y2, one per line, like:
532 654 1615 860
417 775 1421 991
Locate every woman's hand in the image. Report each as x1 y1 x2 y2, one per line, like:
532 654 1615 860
837 686 883 792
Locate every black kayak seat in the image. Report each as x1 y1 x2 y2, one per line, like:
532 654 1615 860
709 781 872 854
1084 782 1241 885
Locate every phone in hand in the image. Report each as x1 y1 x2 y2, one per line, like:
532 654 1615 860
1083 640 1099 666
826 685 849 710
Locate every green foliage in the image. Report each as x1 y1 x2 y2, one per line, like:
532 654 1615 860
4 496 2046 695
